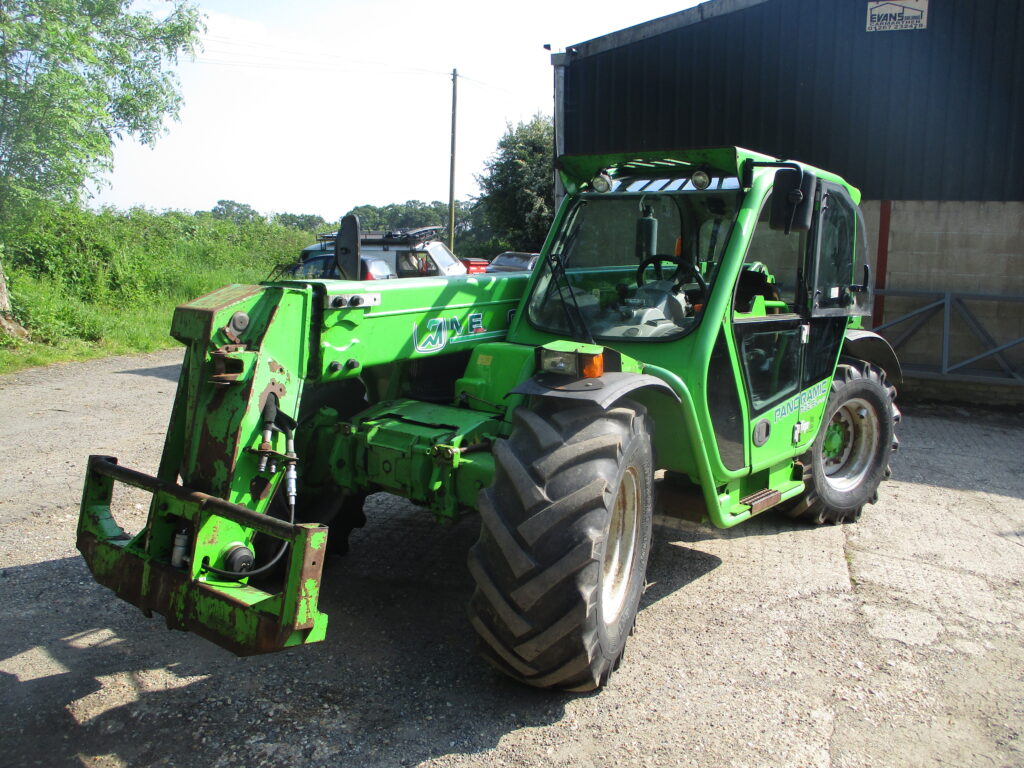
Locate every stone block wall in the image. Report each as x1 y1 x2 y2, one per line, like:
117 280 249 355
860 201 1024 404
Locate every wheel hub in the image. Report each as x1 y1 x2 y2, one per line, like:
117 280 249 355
821 397 880 493
823 422 848 461
601 466 640 626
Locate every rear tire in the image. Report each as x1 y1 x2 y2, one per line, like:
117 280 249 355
468 399 654 691
320 492 367 556
787 360 899 524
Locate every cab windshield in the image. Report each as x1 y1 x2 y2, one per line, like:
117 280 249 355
527 176 741 341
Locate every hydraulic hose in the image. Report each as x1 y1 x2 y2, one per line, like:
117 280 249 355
203 392 299 581
201 496 295 581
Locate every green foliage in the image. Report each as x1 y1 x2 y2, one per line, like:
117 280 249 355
0 202 310 373
7 275 104 343
210 199 263 226
474 115 554 254
0 1 203 221
274 212 327 232
452 199 506 262
341 199 494 259
344 200 452 232
0 95 557 371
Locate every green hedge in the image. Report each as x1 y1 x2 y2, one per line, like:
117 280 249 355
0 204 313 373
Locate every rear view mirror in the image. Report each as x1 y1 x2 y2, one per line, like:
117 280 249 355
770 169 816 234
635 204 658 262
335 214 361 280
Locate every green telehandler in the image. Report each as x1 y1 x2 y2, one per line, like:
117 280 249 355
78 147 900 691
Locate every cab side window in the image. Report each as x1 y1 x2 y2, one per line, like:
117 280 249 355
813 186 856 313
736 193 804 312
731 193 807 415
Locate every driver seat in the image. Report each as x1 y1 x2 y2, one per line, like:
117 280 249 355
735 269 782 313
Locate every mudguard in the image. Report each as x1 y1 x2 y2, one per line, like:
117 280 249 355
843 329 902 385
511 371 680 410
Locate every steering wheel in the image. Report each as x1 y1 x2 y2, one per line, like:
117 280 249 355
636 255 708 296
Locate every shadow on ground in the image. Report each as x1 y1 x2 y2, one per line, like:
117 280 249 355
115 363 182 383
643 521 723 607
891 403 1024 499
0 493 724 767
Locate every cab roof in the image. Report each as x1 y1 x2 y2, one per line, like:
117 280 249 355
557 146 859 202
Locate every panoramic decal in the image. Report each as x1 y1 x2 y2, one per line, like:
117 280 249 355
772 380 830 423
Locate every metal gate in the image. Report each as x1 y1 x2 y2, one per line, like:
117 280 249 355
872 289 1024 386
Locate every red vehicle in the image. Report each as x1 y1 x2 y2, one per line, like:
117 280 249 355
460 256 489 274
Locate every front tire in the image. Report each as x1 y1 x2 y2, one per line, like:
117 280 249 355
788 360 899 524
468 399 654 691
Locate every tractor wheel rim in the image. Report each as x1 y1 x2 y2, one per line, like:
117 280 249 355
823 397 880 493
602 465 640 626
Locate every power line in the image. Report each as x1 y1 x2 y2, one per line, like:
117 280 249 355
196 34 534 96
197 50 438 76
194 55 444 79
201 34 450 77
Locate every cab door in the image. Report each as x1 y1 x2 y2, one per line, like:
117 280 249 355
797 182 870 439
730 191 811 469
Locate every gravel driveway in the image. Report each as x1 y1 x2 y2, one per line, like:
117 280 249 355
1 350 1022 768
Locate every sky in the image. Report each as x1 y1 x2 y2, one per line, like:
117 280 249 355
91 0 702 221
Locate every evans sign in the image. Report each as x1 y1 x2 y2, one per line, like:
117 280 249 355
866 1 928 32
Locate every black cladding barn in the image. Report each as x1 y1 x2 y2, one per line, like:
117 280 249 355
551 0 1024 400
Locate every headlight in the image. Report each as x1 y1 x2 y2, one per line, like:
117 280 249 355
539 349 604 378
540 349 578 376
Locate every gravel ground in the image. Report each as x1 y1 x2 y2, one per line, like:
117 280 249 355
1 349 1023 768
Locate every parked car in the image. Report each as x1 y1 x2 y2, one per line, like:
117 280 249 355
281 252 395 281
485 251 539 272
278 226 467 281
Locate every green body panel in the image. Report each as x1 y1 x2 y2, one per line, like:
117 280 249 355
315 274 529 382
455 342 536 420
77 146 884 656
327 399 500 519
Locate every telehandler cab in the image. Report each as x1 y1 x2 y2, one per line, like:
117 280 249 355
78 147 900 691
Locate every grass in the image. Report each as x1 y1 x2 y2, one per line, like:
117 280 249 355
1 204 311 375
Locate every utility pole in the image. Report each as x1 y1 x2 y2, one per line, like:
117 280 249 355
448 68 457 252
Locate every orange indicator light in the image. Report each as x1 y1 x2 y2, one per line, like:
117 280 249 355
580 353 604 379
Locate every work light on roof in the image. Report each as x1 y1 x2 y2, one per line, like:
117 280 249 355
590 172 613 193
690 170 711 190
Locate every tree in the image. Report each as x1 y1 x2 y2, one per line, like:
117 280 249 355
343 200 449 233
474 115 554 253
210 200 263 226
0 244 27 339
451 199 503 261
274 212 327 232
0 0 202 222
343 204 388 232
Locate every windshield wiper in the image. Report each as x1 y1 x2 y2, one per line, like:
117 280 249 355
545 251 596 345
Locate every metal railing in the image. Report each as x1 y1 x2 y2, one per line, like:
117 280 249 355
872 288 1024 385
